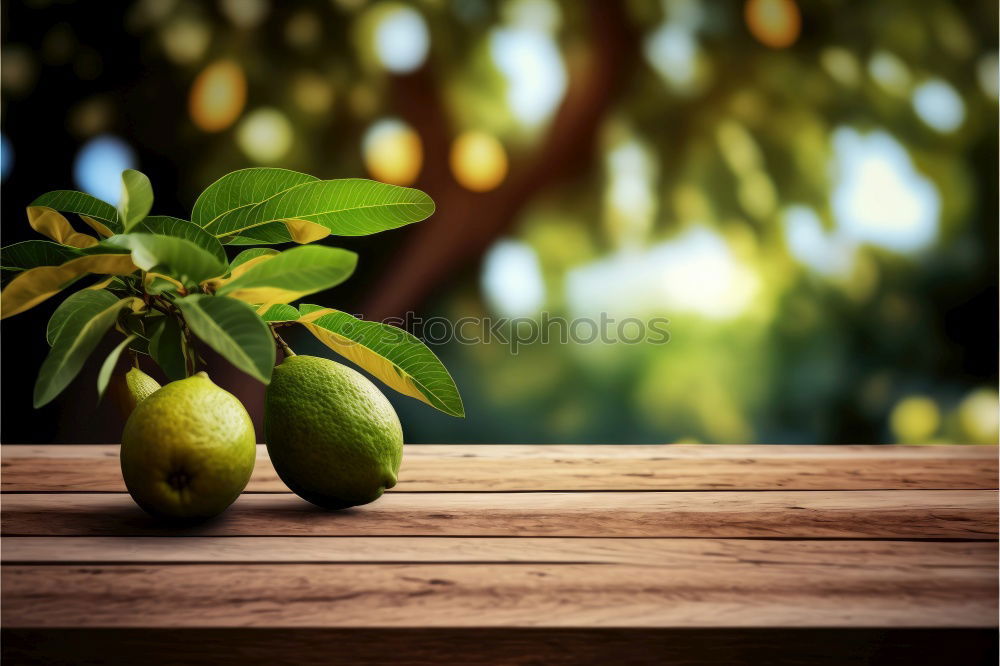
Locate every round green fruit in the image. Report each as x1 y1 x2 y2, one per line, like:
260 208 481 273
120 372 256 520
264 355 403 509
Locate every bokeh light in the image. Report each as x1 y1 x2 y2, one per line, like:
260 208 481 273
189 60 247 133
783 205 854 277
73 134 136 205
291 71 335 115
890 396 940 443
912 79 966 133
481 239 546 318
977 52 999 99
957 388 999 444
362 118 423 186
236 108 294 163
645 23 701 93
219 0 269 29
489 22 566 127
604 139 656 247
160 16 211 65
868 51 910 96
830 128 939 254
0 133 12 182
450 130 508 192
744 0 801 49
373 4 430 73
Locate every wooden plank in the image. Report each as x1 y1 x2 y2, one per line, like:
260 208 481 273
2 560 996 628
2 491 996 538
2 536 994 566
4 628 996 666
2 444 997 492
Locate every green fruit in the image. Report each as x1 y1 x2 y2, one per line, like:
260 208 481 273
264 355 403 509
120 372 256 520
124 367 161 414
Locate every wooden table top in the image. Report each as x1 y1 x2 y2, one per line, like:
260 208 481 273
1 444 997 665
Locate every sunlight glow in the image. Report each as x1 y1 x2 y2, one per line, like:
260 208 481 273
567 227 760 321
482 239 546 318
830 128 939 254
73 135 136 205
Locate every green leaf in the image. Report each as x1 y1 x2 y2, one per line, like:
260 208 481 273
216 245 357 304
148 317 188 381
175 294 275 383
259 303 300 322
119 312 154 355
135 216 228 265
97 334 137 401
30 190 122 233
34 294 139 407
46 289 120 346
297 306 465 417
201 178 434 240
192 168 318 228
109 233 227 287
221 222 297 245
118 169 154 232
229 248 279 273
1 240 84 272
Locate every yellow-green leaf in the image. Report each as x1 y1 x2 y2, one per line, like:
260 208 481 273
80 215 114 238
27 207 98 248
297 305 464 417
284 218 331 243
0 254 137 320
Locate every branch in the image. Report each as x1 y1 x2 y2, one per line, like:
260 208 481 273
363 0 636 321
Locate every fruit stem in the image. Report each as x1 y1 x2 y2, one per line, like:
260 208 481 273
270 326 296 357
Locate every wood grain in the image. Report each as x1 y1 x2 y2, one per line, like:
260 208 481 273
4 536 994 566
3 561 995 628
4 628 995 666
2 491 996 538
3 444 996 492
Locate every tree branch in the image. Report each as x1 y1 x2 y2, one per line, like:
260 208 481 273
363 0 635 321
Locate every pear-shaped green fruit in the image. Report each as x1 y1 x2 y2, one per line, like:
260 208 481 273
264 355 403 509
121 372 255 520
124 367 161 413
110 367 161 419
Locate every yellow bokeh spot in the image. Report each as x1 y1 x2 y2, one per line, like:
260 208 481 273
890 396 940 443
236 108 293 163
957 388 999 444
189 60 247 132
450 131 508 192
362 118 423 186
745 0 801 49
292 72 334 115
